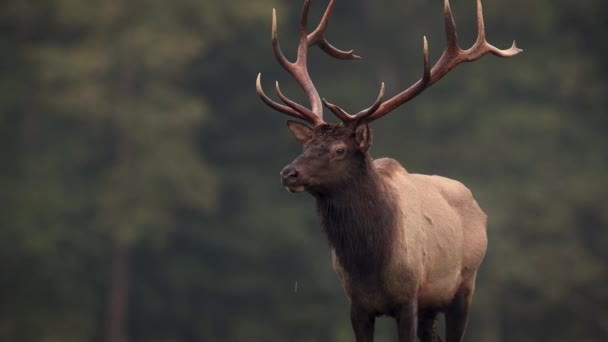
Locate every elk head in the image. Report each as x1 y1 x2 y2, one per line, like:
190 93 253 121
256 0 521 194
280 121 372 193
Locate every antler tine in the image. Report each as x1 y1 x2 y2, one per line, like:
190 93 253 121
322 82 386 124
256 73 313 123
353 82 386 119
475 0 487 43
422 36 431 85
275 81 324 125
361 0 522 123
308 0 361 60
443 0 460 53
271 9 290 73
322 98 352 122
470 0 521 58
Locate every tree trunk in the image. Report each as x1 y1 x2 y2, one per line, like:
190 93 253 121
480 302 501 342
104 243 131 342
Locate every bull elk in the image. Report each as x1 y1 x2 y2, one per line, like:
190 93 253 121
256 0 521 341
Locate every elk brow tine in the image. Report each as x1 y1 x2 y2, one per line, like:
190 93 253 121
322 98 352 122
275 81 322 125
326 82 386 124
354 82 386 119
256 73 310 121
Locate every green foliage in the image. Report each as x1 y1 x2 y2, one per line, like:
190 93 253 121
1 0 606 341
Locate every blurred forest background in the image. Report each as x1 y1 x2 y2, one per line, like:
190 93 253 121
1 0 606 341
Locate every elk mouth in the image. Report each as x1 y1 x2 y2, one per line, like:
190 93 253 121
281 177 307 193
285 184 306 193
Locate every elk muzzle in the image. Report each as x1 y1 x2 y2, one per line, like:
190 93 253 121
280 165 306 193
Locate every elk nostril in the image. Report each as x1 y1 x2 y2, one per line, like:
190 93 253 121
287 170 299 178
281 167 299 179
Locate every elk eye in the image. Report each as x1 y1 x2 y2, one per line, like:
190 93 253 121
335 147 346 156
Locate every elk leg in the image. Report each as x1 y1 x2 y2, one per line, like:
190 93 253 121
396 301 417 342
350 304 375 342
445 282 475 342
418 311 443 342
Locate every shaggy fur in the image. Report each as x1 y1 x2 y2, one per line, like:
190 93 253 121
315 163 398 282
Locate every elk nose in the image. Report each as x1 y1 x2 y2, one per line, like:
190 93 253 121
280 166 299 181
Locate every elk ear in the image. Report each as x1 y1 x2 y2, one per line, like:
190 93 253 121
286 120 314 145
355 123 372 152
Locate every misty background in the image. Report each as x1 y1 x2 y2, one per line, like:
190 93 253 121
1 0 606 341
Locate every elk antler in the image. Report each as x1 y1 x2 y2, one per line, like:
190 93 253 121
323 0 522 124
256 0 360 126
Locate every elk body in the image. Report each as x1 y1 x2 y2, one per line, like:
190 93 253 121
256 1 521 341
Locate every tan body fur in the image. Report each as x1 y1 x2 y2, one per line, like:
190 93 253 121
332 158 487 317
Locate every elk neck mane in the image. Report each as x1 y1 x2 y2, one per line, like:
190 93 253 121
314 159 399 281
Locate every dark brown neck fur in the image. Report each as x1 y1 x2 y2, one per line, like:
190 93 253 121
314 158 398 281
